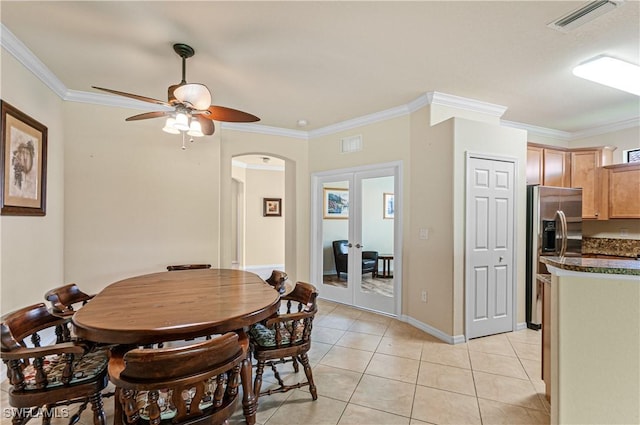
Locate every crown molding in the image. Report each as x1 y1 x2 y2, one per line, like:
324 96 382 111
501 120 572 140
3 23 637 143
428 91 508 117
1 23 67 98
568 117 640 140
307 103 410 138
220 122 308 140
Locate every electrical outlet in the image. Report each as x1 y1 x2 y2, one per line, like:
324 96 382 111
419 228 429 240
421 290 427 302
620 228 629 237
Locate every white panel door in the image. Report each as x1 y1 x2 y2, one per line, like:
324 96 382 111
466 155 515 339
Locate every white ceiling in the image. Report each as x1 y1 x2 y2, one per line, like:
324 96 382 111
1 1 639 136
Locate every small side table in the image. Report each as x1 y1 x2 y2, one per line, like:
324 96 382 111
377 254 394 278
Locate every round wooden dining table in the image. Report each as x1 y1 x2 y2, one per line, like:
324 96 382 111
72 268 281 425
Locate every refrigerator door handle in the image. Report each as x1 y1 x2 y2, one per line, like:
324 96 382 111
554 210 568 258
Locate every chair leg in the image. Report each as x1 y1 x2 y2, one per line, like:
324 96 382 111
299 353 317 400
42 406 52 425
89 392 106 425
253 360 265 402
68 400 88 425
269 361 285 388
291 356 299 373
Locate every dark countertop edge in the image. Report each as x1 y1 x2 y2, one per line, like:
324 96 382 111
540 256 640 277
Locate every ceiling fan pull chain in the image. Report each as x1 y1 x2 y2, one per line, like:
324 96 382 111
181 132 187 150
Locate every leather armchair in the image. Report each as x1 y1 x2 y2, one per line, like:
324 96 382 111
332 240 378 279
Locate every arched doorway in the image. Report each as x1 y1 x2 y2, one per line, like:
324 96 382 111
231 155 285 279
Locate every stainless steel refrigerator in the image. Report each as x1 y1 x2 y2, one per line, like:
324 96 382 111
526 185 582 329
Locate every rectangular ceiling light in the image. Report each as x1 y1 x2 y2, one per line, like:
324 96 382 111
548 0 624 32
573 56 640 96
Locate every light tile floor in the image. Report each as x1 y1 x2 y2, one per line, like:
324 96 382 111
0 299 550 425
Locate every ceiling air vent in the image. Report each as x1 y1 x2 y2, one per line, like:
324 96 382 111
548 0 624 32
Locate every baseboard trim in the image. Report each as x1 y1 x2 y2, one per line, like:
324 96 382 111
400 314 465 345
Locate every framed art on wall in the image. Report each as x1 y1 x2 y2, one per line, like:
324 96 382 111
263 198 282 217
323 187 349 219
1 101 48 216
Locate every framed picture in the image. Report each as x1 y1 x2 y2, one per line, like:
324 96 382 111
1 101 47 216
323 187 349 219
383 192 394 219
263 198 282 217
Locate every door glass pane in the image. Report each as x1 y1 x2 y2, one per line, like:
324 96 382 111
360 176 394 298
321 181 350 291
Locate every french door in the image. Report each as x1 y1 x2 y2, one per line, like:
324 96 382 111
311 163 401 316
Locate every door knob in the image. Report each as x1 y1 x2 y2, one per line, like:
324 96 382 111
347 243 353 248
355 244 363 248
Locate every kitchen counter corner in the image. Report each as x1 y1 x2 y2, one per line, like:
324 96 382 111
540 256 640 277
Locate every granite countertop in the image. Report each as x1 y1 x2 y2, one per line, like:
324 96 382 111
582 237 640 258
541 256 640 276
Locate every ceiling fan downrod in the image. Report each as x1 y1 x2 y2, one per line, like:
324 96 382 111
173 43 195 85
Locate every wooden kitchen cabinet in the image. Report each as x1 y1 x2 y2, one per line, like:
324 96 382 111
543 148 570 187
600 162 640 219
527 143 570 187
527 145 543 185
570 146 615 219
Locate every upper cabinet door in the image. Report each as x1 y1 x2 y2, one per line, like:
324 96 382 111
527 146 543 185
570 147 615 219
543 149 570 187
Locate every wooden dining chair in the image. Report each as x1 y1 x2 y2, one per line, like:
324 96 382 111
44 283 94 343
108 332 247 425
166 264 212 271
265 270 288 294
249 281 318 401
1 303 109 425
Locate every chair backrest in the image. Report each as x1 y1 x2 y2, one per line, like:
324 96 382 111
1 303 68 350
263 282 318 347
109 333 245 425
332 240 349 256
1 303 107 393
44 283 94 316
166 264 211 271
282 281 318 312
265 270 288 294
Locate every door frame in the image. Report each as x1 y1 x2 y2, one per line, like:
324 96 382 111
464 152 519 340
311 161 403 316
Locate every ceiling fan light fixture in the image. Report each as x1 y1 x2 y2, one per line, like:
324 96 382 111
174 83 212 110
187 120 204 137
162 117 181 134
174 112 190 131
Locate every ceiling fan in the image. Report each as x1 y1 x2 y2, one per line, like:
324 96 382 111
92 43 259 140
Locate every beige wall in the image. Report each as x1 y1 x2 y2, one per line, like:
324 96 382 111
220 130 309 283
407 110 455 334
1 51 65 313
406 110 528 338
452 118 528 335
243 167 285 267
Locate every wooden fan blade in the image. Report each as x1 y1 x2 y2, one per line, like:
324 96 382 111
125 111 170 121
92 86 171 106
203 106 260 123
196 115 215 135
